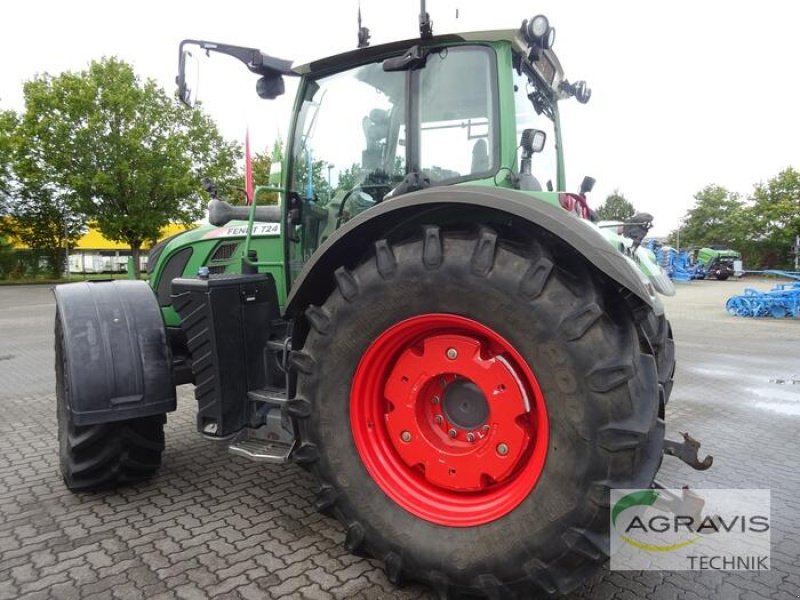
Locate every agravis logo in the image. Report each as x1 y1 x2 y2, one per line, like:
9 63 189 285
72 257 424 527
612 490 701 552
610 489 771 571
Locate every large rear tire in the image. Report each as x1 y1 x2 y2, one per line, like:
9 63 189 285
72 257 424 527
56 312 166 491
293 227 664 598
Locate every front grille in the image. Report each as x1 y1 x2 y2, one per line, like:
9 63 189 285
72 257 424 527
210 242 240 262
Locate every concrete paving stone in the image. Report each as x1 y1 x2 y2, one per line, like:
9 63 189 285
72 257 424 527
110 581 147 600
205 574 250 597
272 574 311 598
173 582 208 600
1 281 798 599
0 582 19 600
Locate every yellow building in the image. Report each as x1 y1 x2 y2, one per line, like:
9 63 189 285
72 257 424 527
4 221 197 273
71 223 196 252
68 223 198 273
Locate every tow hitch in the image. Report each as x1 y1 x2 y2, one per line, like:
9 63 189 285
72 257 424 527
663 432 714 471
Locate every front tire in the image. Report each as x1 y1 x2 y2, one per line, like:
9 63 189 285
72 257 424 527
56 312 166 491
294 226 664 598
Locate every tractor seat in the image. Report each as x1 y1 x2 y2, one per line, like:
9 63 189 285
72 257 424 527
471 138 489 173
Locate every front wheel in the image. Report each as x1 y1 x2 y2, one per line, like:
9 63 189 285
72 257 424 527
294 226 664 597
56 312 166 491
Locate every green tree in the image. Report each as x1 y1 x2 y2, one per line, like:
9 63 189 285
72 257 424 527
750 167 800 268
674 185 746 249
0 234 15 278
336 162 362 193
229 151 277 206
596 190 635 221
0 109 17 224
7 181 85 277
15 57 240 277
1 108 84 277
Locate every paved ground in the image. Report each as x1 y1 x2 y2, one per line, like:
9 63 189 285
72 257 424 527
0 279 798 599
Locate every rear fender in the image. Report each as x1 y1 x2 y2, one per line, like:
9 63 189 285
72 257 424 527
285 186 656 318
54 280 176 426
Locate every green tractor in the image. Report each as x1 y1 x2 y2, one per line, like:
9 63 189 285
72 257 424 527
696 246 740 280
53 7 711 597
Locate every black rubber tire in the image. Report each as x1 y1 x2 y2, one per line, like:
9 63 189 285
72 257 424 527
636 309 676 410
716 273 730 281
293 226 665 598
55 312 166 491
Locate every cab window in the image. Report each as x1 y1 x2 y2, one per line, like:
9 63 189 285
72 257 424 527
418 46 497 183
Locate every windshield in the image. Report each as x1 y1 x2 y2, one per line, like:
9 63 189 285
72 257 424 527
291 63 406 208
287 45 500 273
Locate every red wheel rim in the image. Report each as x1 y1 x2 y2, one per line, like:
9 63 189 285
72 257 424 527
350 314 549 527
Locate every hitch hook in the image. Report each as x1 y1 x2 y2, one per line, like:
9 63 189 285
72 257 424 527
663 432 713 471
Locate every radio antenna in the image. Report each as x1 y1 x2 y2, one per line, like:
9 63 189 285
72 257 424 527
357 2 371 48
419 0 433 38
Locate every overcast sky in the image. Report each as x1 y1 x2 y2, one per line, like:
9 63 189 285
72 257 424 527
3 0 798 235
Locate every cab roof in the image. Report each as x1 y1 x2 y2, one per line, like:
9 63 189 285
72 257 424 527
293 28 565 96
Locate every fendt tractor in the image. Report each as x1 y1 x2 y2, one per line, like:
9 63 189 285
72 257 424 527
53 6 713 597
696 246 741 280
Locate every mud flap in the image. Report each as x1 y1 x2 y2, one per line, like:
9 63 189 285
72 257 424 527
54 280 176 426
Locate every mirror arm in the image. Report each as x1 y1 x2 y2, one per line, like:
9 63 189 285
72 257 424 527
179 39 295 77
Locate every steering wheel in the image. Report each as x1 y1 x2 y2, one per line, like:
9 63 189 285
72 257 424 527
335 183 392 229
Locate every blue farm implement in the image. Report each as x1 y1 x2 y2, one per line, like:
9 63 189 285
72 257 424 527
646 242 704 282
726 282 800 319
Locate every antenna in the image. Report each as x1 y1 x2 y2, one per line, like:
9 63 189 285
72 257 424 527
357 2 371 48
419 0 433 38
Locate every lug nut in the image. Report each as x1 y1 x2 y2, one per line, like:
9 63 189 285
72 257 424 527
497 443 509 456
400 431 412 443
448 428 457 438
466 433 475 443
435 415 443 425
446 347 458 360
432 395 440 405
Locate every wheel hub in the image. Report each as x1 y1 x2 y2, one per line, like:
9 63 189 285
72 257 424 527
350 314 550 526
382 332 531 492
442 379 488 430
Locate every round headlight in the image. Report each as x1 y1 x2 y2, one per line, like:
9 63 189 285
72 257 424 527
527 14 550 39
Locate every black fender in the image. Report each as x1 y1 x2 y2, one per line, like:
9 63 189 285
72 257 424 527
54 280 176 426
285 186 654 317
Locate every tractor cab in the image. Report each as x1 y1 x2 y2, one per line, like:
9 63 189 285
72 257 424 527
176 16 595 287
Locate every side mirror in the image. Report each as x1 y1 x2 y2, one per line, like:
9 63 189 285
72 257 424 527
579 175 596 195
177 49 200 107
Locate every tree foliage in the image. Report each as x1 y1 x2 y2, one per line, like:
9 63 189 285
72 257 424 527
8 184 85 277
229 151 277 206
15 57 240 275
751 167 800 255
670 169 800 268
596 190 635 221
1 108 85 276
675 185 745 248
0 109 17 222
